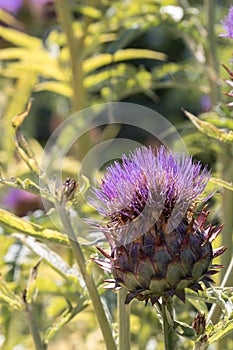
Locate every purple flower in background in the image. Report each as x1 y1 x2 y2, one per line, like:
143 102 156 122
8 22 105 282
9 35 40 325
220 6 233 39
200 95 212 112
92 146 226 304
0 0 22 15
3 188 42 217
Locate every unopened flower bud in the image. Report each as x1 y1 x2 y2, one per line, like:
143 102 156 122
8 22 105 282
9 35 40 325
192 313 206 335
61 178 78 202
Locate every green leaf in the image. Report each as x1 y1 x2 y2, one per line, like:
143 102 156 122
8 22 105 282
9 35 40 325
113 48 166 62
2 73 37 162
184 110 233 143
174 320 196 338
34 82 72 97
0 25 41 48
0 280 24 310
14 234 85 288
200 112 233 130
209 177 233 191
78 5 102 19
0 9 22 27
187 297 209 315
83 54 113 73
0 209 69 246
0 176 56 203
207 318 233 344
44 302 87 344
0 61 65 81
83 49 166 74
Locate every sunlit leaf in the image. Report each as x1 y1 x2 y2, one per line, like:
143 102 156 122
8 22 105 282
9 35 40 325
83 49 166 74
0 9 22 28
14 234 85 289
2 73 37 162
184 110 233 143
113 48 166 62
78 6 102 19
34 82 72 97
174 320 196 338
0 280 24 310
207 318 233 344
209 177 233 191
0 209 69 246
44 302 87 344
83 54 113 73
187 297 208 315
0 61 65 81
0 25 41 48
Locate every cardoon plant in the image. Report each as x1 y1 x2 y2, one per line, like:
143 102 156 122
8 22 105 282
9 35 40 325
92 146 226 349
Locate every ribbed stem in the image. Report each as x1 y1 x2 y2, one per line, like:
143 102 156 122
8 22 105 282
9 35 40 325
118 289 130 350
161 297 176 350
56 203 116 350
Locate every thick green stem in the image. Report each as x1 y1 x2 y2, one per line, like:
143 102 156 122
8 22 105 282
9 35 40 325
118 289 130 350
25 303 46 350
56 203 116 350
161 297 176 350
55 0 86 111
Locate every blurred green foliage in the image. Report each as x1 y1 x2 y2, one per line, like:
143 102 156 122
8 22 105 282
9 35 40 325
0 1 232 349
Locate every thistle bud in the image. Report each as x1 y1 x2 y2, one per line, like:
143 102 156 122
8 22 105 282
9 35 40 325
61 178 78 202
192 313 206 335
91 146 226 305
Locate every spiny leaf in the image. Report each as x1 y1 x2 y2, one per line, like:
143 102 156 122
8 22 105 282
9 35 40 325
0 208 69 246
184 110 233 143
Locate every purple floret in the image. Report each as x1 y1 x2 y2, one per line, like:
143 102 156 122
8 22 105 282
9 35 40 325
220 6 233 39
91 146 211 231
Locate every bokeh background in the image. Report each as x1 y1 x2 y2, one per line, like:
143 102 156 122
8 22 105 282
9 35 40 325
0 1 232 349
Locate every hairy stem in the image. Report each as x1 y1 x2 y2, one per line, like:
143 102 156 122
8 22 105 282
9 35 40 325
118 289 130 350
56 203 116 350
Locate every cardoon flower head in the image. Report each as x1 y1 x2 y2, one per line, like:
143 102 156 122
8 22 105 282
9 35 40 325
92 146 226 305
220 6 233 39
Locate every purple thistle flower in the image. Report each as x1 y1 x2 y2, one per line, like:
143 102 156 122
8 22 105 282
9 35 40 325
92 146 211 237
0 0 23 15
91 146 226 305
220 6 233 39
3 188 42 217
